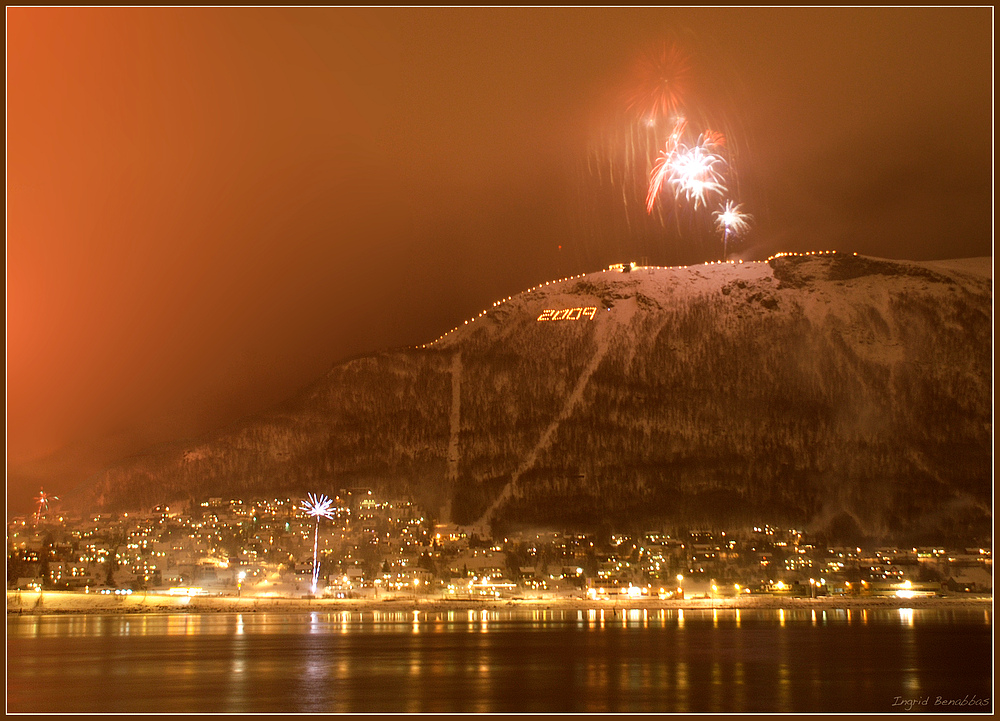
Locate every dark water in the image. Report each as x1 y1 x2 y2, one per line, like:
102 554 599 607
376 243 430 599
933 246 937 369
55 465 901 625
7 607 993 713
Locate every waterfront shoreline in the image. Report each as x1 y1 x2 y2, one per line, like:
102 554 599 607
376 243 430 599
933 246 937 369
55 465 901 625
6 590 992 616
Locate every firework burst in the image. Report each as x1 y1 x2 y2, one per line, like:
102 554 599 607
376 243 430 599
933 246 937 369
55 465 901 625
300 493 335 520
647 131 727 213
669 142 727 209
584 39 752 263
300 493 336 594
624 42 691 123
33 487 58 524
714 200 752 259
644 117 687 213
697 129 726 151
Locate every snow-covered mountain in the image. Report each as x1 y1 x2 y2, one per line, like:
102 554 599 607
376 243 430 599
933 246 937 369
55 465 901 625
77 253 993 543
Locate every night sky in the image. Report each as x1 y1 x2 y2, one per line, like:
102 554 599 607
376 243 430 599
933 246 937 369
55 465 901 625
6 8 993 515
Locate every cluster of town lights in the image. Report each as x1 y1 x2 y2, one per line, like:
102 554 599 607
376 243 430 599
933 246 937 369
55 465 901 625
18 489 981 601
416 250 854 348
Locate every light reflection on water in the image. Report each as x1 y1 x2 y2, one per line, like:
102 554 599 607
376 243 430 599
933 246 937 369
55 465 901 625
7 607 992 714
10 606 988 637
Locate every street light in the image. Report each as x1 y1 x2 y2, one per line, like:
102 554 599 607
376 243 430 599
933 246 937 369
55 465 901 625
238 571 246 598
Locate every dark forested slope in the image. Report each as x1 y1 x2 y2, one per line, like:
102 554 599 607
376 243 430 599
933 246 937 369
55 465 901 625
77 253 992 543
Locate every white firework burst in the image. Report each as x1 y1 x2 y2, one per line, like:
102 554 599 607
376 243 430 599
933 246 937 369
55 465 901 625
300 492 336 594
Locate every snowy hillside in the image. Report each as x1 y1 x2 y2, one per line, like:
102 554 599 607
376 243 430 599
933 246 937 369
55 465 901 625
78 253 993 543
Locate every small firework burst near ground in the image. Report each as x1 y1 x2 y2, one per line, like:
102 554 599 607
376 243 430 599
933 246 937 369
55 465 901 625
299 493 335 594
714 200 752 260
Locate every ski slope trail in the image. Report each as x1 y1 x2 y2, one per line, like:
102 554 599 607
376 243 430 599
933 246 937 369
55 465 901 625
447 350 462 483
476 298 639 526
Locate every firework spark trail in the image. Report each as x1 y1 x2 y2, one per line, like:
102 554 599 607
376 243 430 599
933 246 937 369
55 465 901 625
646 153 671 214
299 493 336 594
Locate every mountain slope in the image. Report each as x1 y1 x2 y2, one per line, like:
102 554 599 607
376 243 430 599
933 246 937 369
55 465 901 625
77 253 993 542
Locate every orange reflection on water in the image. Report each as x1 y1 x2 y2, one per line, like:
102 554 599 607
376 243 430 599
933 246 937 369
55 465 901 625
777 662 791 712
675 661 689 713
733 661 745 709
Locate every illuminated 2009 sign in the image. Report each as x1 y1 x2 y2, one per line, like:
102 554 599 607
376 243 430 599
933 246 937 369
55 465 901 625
537 307 598 322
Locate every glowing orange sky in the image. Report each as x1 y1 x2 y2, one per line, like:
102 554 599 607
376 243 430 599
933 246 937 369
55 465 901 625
6 8 992 514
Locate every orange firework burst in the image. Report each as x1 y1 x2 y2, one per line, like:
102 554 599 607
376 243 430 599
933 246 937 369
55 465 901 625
624 42 691 123
698 129 726 150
